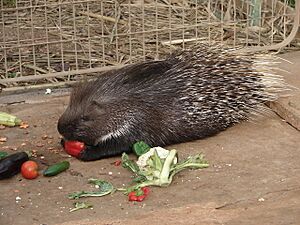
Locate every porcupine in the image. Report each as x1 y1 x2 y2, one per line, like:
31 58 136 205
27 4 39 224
57 44 288 161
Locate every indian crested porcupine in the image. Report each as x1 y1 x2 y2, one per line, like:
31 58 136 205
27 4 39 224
57 44 288 161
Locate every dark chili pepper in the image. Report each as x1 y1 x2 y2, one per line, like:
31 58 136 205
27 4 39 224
0 152 29 180
128 187 150 202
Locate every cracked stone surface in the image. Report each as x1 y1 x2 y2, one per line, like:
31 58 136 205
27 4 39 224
0 51 300 225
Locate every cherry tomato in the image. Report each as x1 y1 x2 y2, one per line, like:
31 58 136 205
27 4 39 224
64 141 85 157
128 187 150 202
21 160 39 179
128 192 138 201
141 187 150 196
128 195 138 201
136 195 145 202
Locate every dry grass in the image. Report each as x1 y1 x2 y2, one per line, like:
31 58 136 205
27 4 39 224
0 0 298 88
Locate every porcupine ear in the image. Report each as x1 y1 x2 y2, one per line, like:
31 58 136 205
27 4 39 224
90 100 107 115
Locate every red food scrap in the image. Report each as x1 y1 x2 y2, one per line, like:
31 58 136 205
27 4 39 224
113 160 122 166
128 187 150 202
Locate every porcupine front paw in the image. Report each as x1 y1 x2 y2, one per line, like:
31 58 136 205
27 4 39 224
79 144 131 161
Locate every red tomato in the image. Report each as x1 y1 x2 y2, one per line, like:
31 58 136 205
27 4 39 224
21 161 39 179
64 141 85 157
128 192 138 201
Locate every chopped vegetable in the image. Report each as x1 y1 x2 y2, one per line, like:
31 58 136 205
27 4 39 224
133 141 151 156
113 160 122 166
0 112 22 127
21 160 39 179
0 152 29 179
69 202 93 212
0 152 8 159
121 153 142 175
68 179 114 199
0 137 7 142
141 186 150 195
67 143 209 203
121 153 147 183
122 148 209 192
43 161 70 177
136 147 177 168
64 140 85 157
128 187 150 202
19 122 29 129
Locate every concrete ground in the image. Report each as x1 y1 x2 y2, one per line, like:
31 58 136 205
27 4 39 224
0 51 300 225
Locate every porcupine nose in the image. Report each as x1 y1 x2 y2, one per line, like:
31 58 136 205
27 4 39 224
57 118 73 140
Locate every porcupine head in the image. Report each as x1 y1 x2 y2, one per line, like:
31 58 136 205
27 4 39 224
57 44 290 161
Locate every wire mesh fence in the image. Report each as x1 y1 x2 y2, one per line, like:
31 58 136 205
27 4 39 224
0 0 299 90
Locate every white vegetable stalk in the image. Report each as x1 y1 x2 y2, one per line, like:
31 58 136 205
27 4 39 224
159 149 177 185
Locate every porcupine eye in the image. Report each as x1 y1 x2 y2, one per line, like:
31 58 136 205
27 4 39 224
91 100 106 115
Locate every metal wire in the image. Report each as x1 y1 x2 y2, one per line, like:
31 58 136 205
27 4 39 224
0 0 299 89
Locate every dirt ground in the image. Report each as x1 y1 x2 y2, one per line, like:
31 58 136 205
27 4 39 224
0 51 300 225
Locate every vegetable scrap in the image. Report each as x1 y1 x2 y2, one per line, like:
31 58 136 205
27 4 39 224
68 179 114 199
133 141 151 156
112 160 122 166
36 143 44 148
19 122 29 129
69 202 93 212
41 135 48 140
128 187 150 202
122 147 208 192
0 112 22 127
0 137 7 143
43 161 70 177
68 141 209 204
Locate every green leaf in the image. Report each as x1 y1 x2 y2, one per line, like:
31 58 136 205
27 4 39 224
88 179 114 192
68 179 114 199
121 152 140 174
133 141 151 156
170 153 209 180
131 175 147 183
148 149 163 171
122 153 148 183
135 189 144 196
69 202 93 212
